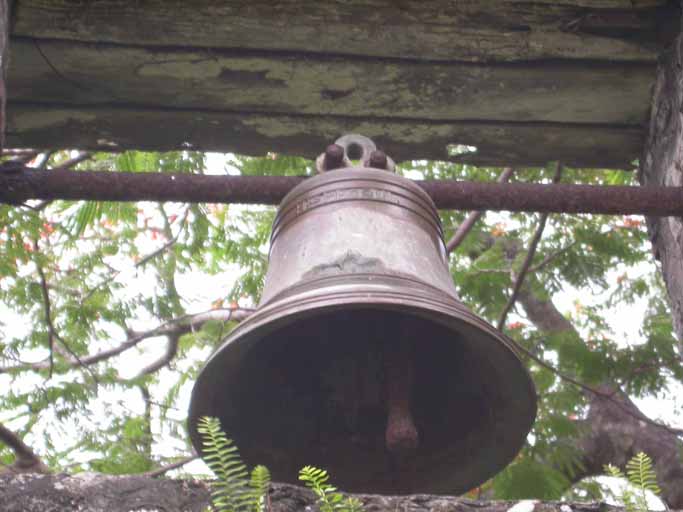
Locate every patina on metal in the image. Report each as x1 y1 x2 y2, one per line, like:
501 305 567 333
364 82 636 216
188 135 537 495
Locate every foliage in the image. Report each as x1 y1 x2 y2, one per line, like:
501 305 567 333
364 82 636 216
299 466 364 512
197 416 270 512
0 149 680 503
604 452 662 512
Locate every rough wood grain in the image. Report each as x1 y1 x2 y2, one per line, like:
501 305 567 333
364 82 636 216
0 474 676 512
5 0 676 166
640 33 683 350
7 38 654 125
11 0 675 63
0 0 9 151
5 103 643 168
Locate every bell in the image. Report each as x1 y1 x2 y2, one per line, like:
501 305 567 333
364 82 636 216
188 135 536 495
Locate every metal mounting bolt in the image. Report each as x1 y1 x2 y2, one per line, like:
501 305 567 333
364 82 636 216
368 150 388 170
323 144 345 171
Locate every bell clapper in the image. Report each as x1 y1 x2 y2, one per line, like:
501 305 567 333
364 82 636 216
383 335 419 460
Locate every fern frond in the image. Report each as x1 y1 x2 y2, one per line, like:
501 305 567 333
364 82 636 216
626 452 661 495
249 465 271 512
604 452 661 512
197 416 252 512
604 463 625 479
299 466 362 512
345 497 365 512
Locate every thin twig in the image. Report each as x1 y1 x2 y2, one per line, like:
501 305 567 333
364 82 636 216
51 151 92 171
505 262 683 439
18 151 93 212
136 206 189 268
1 148 37 156
54 333 100 385
32 240 100 383
3 151 40 164
527 241 577 273
468 241 577 277
33 151 56 170
81 207 189 303
34 240 56 378
139 385 154 462
497 163 563 330
515 338 683 438
135 237 179 268
141 455 199 478
135 333 181 377
446 167 514 254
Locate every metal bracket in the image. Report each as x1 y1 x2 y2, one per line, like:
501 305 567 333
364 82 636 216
316 134 396 173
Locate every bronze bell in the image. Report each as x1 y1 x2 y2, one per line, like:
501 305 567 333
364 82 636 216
188 135 536 495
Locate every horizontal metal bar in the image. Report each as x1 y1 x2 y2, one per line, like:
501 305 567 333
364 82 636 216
0 168 680 216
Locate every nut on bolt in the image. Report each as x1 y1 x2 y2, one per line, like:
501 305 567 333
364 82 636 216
323 144 345 171
368 150 388 170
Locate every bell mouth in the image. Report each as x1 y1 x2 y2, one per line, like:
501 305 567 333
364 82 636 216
188 275 536 495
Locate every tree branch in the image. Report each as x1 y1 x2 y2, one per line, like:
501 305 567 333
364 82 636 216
515 286 683 439
3 167 683 215
497 163 563 330
0 307 254 374
33 151 55 170
446 167 514 253
0 422 49 474
527 241 577 273
578 385 683 508
141 455 199 478
2 149 38 157
513 280 683 507
135 333 181 377
50 151 92 171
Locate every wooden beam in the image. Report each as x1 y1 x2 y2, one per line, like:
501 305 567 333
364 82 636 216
6 1 675 167
11 1 673 63
7 38 653 125
0 0 9 151
2 167 681 216
5 104 643 168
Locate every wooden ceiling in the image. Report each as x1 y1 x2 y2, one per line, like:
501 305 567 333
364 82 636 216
5 1 679 168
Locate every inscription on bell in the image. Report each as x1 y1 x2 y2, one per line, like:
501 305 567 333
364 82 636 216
295 187 402 216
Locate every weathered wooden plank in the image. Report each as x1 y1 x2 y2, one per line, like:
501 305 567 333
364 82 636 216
6 104 642 168
11 0 674 63
0 0 9 151
7 38 654 125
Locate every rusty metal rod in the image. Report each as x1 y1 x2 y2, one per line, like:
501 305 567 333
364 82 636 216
0 168 681 216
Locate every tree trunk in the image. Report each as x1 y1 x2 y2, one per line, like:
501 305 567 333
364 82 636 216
640 31 683 352
517 287 683 508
